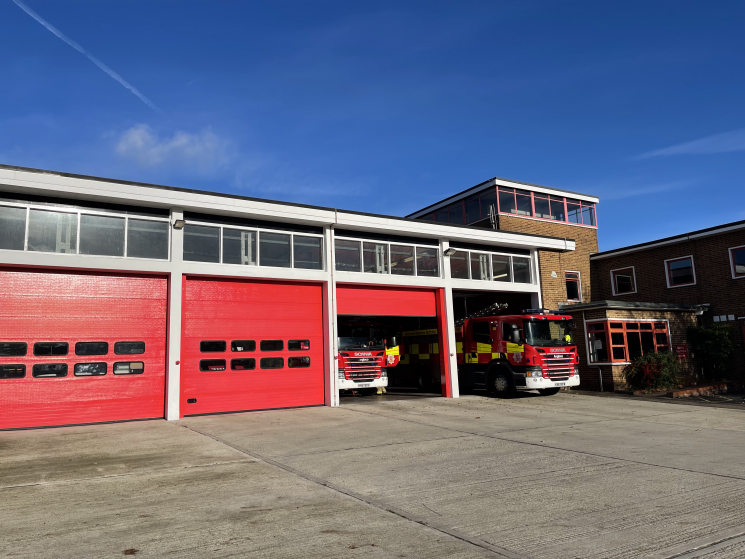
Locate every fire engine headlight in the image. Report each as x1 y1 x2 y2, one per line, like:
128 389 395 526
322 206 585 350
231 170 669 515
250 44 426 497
338 370 345 379
380 368 387 377
526 367 543 377
573 367 579 375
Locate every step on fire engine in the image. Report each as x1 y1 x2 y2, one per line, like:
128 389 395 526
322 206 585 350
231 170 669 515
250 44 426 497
390 304 580 396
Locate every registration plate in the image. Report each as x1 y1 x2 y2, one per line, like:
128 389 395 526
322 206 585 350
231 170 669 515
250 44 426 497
555 383 565 386
358 384 370 388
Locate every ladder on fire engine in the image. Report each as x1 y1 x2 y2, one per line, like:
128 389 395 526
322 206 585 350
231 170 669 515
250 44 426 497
455 302 509 326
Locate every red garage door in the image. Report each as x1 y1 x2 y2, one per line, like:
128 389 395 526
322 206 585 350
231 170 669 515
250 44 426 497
181 277 324 416
0 269 168 430
336 284 436 316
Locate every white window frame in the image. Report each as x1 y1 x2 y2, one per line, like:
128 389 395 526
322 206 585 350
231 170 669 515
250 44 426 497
664 255 697 288
0 200 171 261
185 219 324 270
610 266 637 296
333 235 441 278
728 245 745 280
565 270 582 302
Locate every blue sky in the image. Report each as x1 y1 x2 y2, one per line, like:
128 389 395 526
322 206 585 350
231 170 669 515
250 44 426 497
1 0 743 251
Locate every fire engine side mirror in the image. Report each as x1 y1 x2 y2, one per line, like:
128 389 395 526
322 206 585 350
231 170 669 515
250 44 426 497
387 336 398 348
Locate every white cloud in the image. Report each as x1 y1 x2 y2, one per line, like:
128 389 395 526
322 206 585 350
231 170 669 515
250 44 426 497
115 125 231 173
599 179 697 200
637 128 745 159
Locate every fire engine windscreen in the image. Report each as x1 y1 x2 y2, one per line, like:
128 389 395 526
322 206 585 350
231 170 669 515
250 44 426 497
338 327 386 351
525 320 573 347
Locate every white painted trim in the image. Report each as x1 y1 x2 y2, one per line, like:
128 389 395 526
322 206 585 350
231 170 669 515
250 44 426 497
565 270 582 302
728 245 745 280
591 221 745 260
610 266 637 296
166 209 184 421
664 255 697 289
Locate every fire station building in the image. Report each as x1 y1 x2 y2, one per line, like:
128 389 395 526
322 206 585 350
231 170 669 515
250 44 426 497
0 164 582 430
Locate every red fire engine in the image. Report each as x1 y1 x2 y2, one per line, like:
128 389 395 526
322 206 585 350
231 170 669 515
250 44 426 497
336 321 401 394
389 304 580 396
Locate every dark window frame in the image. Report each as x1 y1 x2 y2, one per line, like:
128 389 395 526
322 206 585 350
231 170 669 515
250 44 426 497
75 341 109 356
565 271 581 302
0 342 27 357
260 357 284 369
231 358 256 370
260 340 284 352
199 359 227 371
74 362 107 376
113 361 145 375
114 341 146 355
288 356 311 368
611 267 637 296
32 363 68 378
200 340 227 353
729 245 745 279
0 364 26 379
665 256 696 288
231 340 256 352
33 342 69 356
288 340 310 351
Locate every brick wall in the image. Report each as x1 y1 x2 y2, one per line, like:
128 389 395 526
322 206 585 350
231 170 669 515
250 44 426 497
499 215 599 310
565 308 698 391
591 229 745 379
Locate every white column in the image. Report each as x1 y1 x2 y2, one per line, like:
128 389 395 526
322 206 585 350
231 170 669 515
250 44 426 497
531 249 543 309
324 225 340 407
440 240 460 398
165 209 184 421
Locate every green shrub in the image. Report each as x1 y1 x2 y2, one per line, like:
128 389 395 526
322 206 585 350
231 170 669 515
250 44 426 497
623 352 682 391
687 324 734 382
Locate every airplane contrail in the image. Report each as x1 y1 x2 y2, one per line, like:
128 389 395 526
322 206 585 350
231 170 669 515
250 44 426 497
12 0 162 114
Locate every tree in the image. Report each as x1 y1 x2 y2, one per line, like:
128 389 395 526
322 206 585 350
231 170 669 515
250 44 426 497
686 324 734 382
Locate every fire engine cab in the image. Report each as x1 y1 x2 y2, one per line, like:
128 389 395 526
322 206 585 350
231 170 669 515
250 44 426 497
457 305 580 396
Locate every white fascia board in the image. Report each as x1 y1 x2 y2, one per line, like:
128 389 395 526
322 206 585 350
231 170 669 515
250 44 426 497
0 249 174 274
335 211 575 252
407 177 599 218
0 167 575 252
0 168 336 227
181 261 330 282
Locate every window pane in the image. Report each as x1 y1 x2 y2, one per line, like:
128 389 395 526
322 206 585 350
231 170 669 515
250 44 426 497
566 200 582 224
654 322 666 329
288 340 310 350
640 323 653 330
581 205 596 226
260 340 283 351
549 198 565 221
566 272 580 301
0 206 26 250
641 332 655 354
435 211 448 222
27 210 77 254
288 356 311 368
260 357 284 369
75 342 108 356
611 332 625 345
515 190 532 216
200 340 226 352
231 358 255 370
199 359 226 371
470 253 489 280
222 229 256 265
184 224 220 263
534 197 551 219
231 340 256 352
464 198 480 223
733 248 745 276
0 342 27 356
479 191 497 219
127 219 168 259
589 331 608 362
450 250 469 279
363 242 388 273
614 272 634 293
260 232 291 268
114 362 144 375
74 362 107 376
610 323 623 329
492 255 511 282
294 236 322 270
668 258 694 285
79 214 125 257
612 346 626 360
114 341 145 355
416 247 439 277
335 239 361 272
0 364 25 379
626 323 639 329
390 244 415 275
513 257 532 283
448 204 464 225
655 332 668 346
498 189 516 214
627 332 642 360
33 342 68 356
33 363 68 378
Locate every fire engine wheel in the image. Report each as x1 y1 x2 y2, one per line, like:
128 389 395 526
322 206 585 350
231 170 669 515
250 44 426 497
538 388 561 396
488 369 514 398
417 370 434 393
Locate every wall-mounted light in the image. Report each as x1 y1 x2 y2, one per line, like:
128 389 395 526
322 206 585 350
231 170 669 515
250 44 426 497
172 219 186 230
443 247 457 257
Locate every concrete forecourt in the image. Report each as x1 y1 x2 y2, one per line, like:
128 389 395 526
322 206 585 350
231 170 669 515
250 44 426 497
2 392 745 558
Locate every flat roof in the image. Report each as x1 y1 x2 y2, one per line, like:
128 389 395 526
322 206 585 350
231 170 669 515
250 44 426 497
406 176 600 218
591 219 745 260
0 163 577 253
558 300 709 312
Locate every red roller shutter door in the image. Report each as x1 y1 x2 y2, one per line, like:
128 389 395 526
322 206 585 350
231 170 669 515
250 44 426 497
336 284 436 316
181 277 324 416
0 269 167 430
